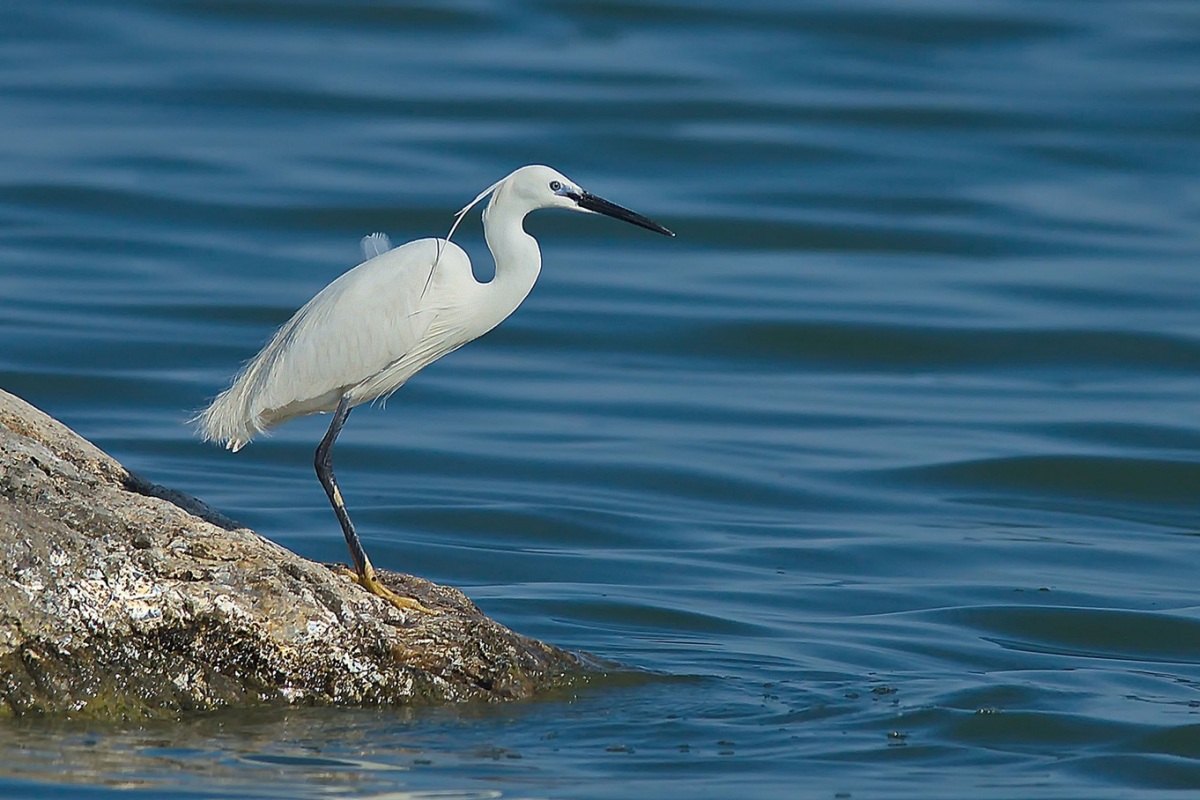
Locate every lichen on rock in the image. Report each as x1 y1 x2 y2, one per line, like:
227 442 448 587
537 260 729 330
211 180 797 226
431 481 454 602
0 389 584 719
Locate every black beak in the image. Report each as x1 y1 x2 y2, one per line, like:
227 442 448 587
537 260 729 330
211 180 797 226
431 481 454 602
574 191 675 237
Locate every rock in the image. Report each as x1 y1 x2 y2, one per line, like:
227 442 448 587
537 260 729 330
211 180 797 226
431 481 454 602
0 389 585 720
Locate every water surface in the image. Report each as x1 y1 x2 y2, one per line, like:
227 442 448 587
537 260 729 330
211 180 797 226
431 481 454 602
2 1 1200 797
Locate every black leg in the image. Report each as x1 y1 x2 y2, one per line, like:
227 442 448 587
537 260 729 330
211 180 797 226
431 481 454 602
314 395 433 614
315 395 372 579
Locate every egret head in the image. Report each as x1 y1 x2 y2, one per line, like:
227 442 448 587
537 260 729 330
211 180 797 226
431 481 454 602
443 165 674 254
498 165 675 237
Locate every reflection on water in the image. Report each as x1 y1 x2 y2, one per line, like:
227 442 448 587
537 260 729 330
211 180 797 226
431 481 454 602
2 0 1200 797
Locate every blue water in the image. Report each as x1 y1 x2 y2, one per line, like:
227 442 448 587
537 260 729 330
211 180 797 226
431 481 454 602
3 0 1200 797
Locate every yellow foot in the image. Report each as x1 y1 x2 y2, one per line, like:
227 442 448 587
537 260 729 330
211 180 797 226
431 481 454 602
336 566 435 615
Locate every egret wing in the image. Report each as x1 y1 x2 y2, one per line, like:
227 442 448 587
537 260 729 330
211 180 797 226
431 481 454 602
238 239 451 429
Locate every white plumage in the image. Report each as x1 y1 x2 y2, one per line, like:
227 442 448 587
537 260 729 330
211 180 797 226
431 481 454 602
195 164 673 611
199 236 462 450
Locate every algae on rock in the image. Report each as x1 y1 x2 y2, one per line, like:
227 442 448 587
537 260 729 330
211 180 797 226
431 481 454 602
0 388 583 719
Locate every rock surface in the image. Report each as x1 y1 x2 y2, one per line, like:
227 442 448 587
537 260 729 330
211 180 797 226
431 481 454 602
0 389 584 719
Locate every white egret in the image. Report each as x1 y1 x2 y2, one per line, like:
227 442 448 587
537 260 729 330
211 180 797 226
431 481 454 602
197 165 674 612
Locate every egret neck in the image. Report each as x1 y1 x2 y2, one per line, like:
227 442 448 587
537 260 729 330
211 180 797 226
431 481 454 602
478 188 543 333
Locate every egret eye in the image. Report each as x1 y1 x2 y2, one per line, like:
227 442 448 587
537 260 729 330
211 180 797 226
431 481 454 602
549 180 562 192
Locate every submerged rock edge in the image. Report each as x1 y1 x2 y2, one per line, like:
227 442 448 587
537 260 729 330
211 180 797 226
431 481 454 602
0 388 584 720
